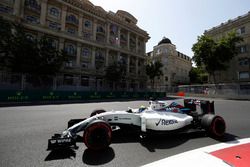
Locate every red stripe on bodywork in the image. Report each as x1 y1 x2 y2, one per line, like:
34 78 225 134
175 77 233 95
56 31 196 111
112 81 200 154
210 143 250 167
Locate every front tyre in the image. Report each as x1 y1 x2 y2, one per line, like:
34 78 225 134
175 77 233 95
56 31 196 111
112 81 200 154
201 114 226 138
83 120 112 150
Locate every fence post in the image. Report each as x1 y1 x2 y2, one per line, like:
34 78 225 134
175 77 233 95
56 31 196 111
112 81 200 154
53 76 57 90
21 73 26 90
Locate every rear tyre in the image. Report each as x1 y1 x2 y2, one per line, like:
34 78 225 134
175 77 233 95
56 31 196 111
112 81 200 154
90 109 106 117
83 120 112 150
201 114 226 138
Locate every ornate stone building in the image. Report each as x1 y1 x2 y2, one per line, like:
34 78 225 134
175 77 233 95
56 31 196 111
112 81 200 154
147 37 192 91
0 0 149 91
204 11 250 84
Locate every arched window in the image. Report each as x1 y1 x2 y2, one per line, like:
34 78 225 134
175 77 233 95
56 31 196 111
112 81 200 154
25 0 40 10
84 20 91 28
27 0 38 6
25 34 35 41
67 14 78 24
82 48 90 57
65 44 76 56
49 7 59 17
97 26 105 33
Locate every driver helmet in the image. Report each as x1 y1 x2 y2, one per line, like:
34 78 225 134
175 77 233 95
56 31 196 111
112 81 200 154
138 105 147 112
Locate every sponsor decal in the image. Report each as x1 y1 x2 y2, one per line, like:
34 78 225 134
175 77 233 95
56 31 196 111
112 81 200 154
114 116 118 121
56 138 71 143
155 119 178 126
119 117 131 120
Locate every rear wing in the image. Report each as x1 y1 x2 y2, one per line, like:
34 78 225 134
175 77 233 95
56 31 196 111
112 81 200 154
184 99 215 115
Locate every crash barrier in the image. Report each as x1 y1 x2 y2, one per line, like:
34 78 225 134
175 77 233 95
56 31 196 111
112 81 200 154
0 90 165 103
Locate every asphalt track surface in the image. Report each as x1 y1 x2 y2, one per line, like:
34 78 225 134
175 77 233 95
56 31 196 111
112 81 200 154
0 98 250 167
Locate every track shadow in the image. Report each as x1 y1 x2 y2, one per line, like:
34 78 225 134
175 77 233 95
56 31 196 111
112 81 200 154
140 132 207 152
215 133 239 143
111 130 208 152
82 147 115 165
44 148 76 161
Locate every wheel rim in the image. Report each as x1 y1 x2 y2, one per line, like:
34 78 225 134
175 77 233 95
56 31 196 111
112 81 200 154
211 117 226 137
84 123 112 150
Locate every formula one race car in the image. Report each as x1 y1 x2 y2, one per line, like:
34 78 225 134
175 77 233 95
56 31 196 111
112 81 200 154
47 99 226 151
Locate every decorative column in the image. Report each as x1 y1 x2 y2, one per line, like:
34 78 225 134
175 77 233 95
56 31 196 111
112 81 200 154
20 0 25 18
143 38 146 53
59 38 65 51
117 52 121 63
91 47 96 69
61 5 67 32
106 22 110 44
135 35 138 53
76 43 81 67
13 0 21 16
135 58 139 76
105 49 109 67
40 0 48 26
93 19 97 41
127 55 130 74
78 14 83 37
127 32 130 50
117 27 121 47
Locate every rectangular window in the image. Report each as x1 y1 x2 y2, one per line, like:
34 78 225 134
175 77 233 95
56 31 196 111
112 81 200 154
82 48 90 57
25 15 39 24
65 61 73 67
81 76 89 87
83 32 92 39
48 21 61 30
238 45 247 54
0 4 13 14
67 28 76 34
239 58 249 66
81 62 88 69
63 74 74 85
239 71 249 79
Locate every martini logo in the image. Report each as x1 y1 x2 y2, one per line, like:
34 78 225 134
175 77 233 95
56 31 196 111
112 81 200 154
155 119 178 126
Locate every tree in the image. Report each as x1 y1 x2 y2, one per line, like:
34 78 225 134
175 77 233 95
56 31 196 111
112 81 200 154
189 67 208 84
104 63 126 91
0 17 68 86
146 61 163 89
192 32 243 84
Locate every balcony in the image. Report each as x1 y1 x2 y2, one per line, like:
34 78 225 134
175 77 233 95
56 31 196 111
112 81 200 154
66 15 79 26
0 4 13 14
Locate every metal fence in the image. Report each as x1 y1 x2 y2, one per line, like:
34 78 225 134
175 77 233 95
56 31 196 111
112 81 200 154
178 83 250 96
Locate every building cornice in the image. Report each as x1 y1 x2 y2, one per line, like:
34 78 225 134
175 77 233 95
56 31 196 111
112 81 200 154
59 0 149 39
205 11 250 35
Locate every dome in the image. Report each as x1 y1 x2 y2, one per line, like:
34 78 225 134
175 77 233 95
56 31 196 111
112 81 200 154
158 37 172 45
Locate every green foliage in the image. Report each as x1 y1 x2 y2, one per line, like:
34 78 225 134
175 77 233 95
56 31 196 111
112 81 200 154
0 17 68 86
192 32 243 83
105 63 126 90
146 61 163 87
189 67 207 84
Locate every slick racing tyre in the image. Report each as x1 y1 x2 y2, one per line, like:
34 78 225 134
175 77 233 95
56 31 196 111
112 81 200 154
90 109 106 117
83 120 112 150
201 114 226 138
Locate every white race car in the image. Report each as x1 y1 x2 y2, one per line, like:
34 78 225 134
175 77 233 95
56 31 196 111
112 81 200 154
47 99 226 150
